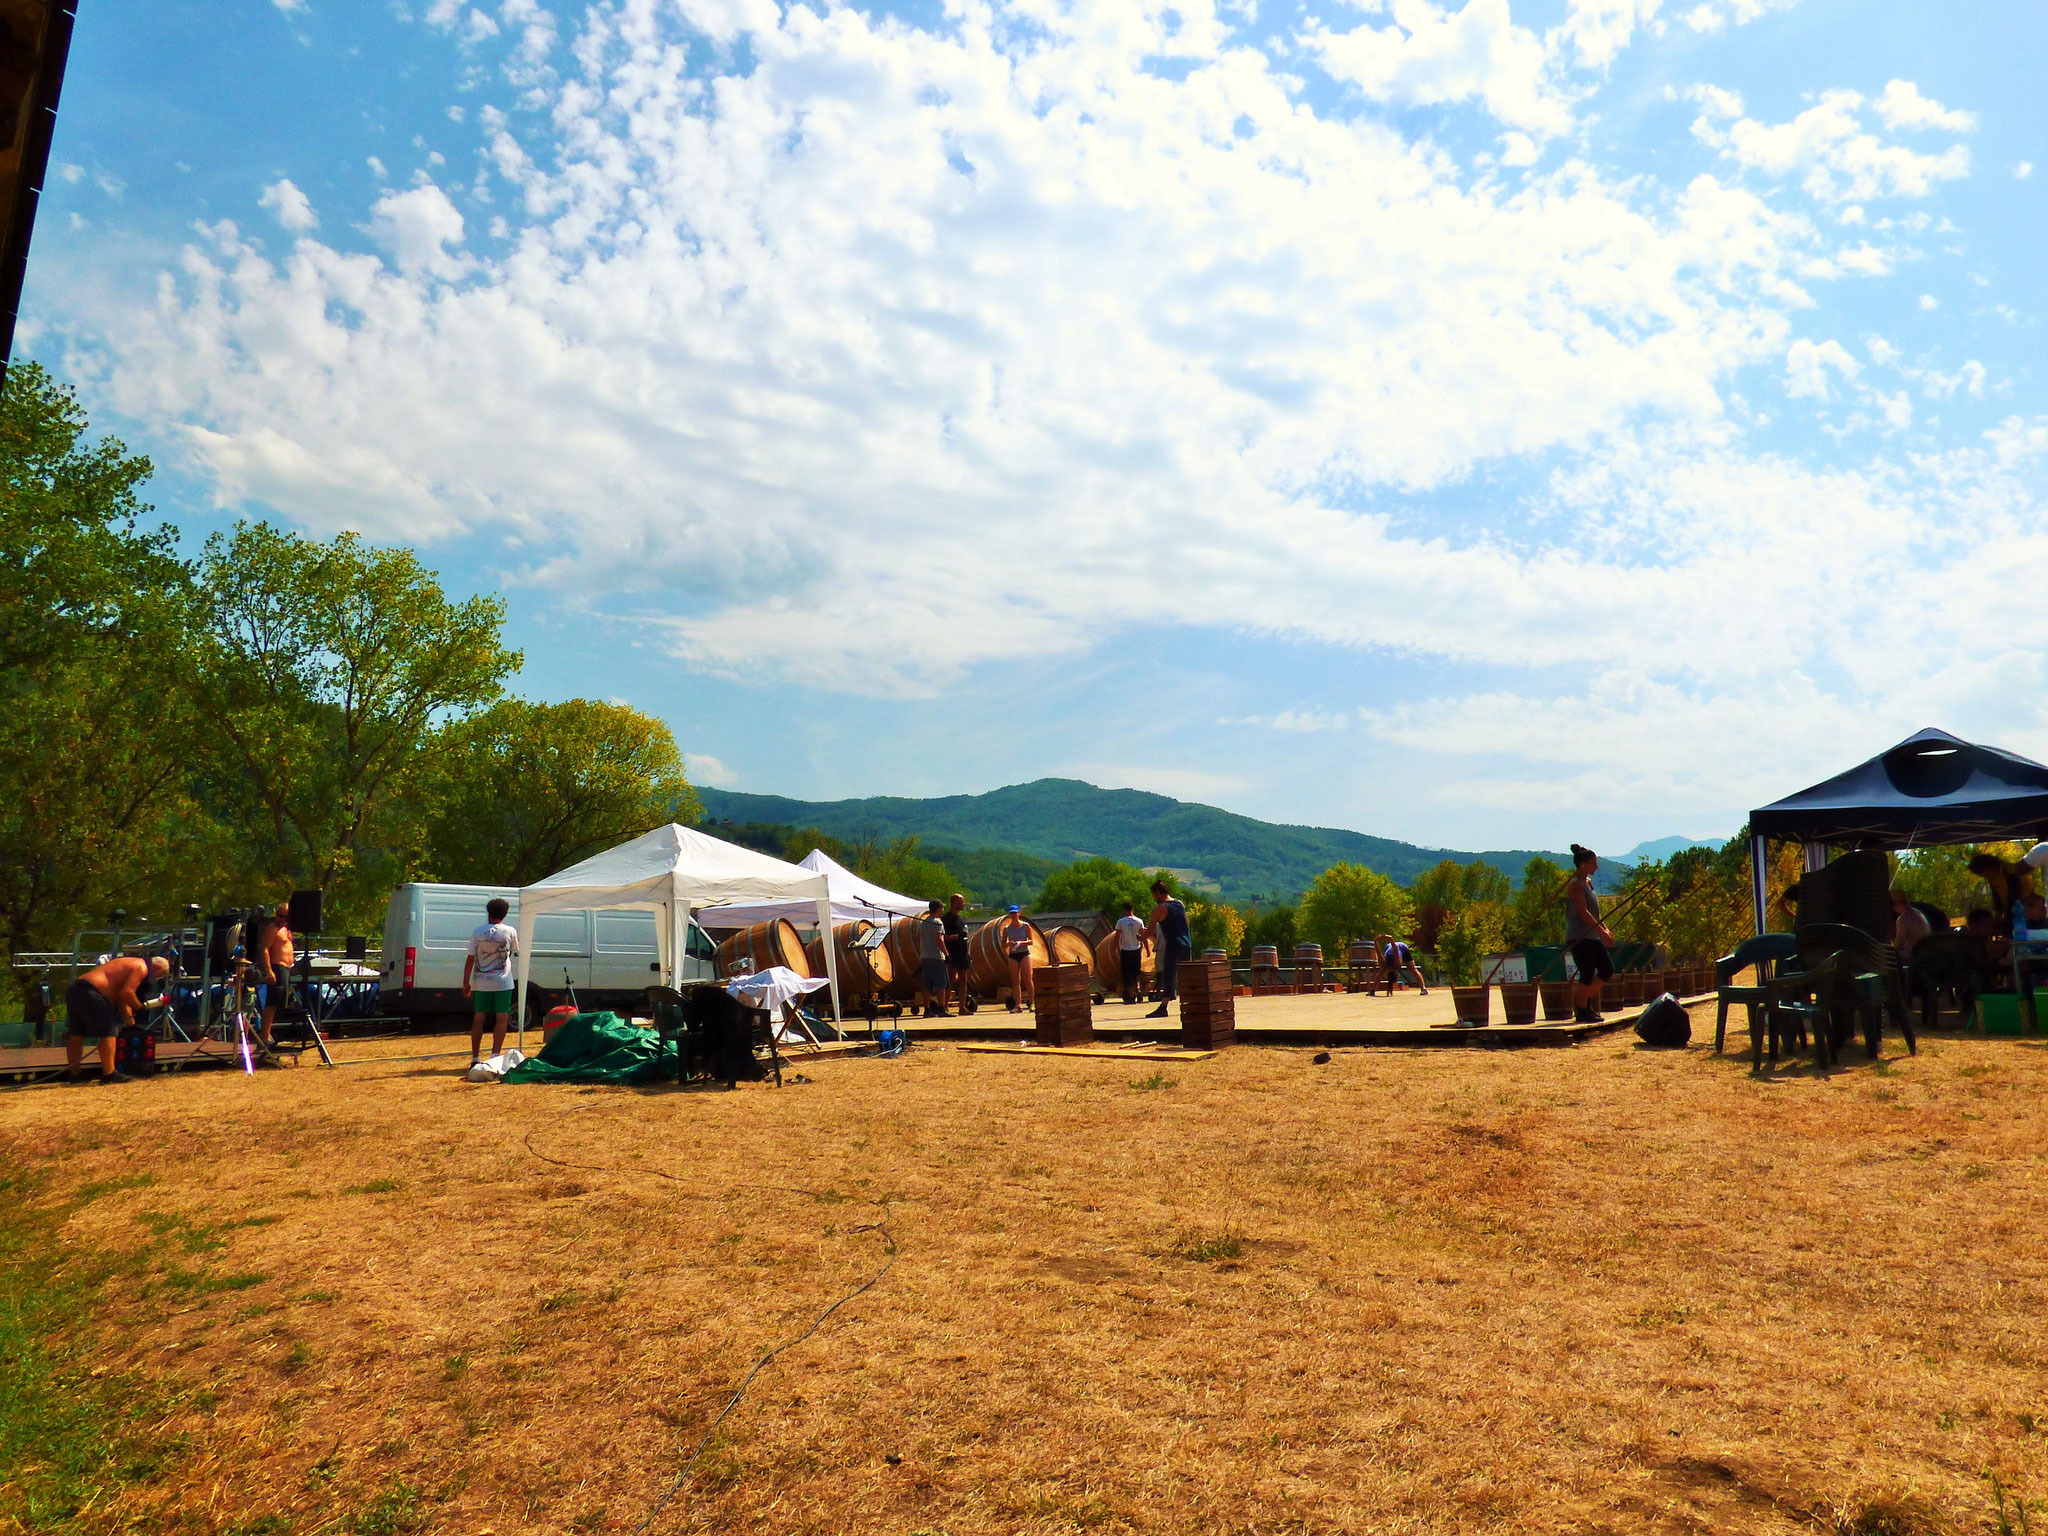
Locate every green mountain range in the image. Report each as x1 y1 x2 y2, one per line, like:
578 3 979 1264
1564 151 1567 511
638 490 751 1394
697 779 1571 907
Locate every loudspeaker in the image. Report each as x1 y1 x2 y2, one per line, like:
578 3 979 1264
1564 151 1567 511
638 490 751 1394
206 914 244 969
288 889 323 936
344 935 367 960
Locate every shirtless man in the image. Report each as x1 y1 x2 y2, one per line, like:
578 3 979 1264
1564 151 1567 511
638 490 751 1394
66 954 172 1083
251 902 294 1050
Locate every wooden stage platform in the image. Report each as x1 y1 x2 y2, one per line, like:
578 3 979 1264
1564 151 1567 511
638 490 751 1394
871 985 1708 1050
1 1038 266 1082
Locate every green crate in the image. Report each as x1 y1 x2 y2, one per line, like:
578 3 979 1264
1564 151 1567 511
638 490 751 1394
0 1022 34 1049
1976 993 2037 1036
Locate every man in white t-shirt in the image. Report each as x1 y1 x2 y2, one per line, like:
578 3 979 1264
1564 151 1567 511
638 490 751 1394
1114 900 1151 1004
463 896 520 1066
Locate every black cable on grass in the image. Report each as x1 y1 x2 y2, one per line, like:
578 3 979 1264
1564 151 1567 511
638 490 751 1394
522 1109 899 1536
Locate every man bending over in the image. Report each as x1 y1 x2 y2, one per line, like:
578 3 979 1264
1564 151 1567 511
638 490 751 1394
66 954 172 1084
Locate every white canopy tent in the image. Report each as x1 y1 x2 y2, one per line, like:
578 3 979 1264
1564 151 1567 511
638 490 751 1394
513 825 840 1038
696 848 928 930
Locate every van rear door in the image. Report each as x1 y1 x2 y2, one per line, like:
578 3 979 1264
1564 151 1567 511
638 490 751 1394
591 909 660 997
530 910 592 998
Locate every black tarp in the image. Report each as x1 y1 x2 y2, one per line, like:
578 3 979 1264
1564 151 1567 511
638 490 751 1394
1751 727 2048 848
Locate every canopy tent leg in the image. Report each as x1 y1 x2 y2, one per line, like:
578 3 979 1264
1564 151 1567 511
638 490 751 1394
1752 834 1769 937
818 896 842 1031
514 947 529 1054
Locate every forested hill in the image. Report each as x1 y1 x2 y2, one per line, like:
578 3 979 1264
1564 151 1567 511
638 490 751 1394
697 779 1567 905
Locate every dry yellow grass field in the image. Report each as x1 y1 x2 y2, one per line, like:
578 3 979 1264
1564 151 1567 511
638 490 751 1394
6 1003 2048 1535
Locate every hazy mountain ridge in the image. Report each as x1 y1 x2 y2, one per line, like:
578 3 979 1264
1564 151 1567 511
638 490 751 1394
698 779 1574 904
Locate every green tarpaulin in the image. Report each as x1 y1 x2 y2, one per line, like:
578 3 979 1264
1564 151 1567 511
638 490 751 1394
503 1011 674 1086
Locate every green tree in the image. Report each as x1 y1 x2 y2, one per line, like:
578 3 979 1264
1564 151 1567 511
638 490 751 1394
1242 904 1299 957
1409 858 1467 912
421 699 699 887
1036 856 1159 918
182 522 519 927
1299 862 1413 953
1188 900 1245 955
1892 843 2000 917
0 365 222 971
1509 856 1569 946
1437 904 1507 986
0 362 173 677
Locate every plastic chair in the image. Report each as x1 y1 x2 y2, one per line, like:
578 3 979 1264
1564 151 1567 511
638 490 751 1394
1714 933 1800 1055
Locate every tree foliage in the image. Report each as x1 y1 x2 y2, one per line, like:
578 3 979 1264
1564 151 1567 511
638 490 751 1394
182 522 519 919
423 698 699 888
1241 903 1298 957
1299 862 1413 953
1509 856 1569 946
1035 856 1160 918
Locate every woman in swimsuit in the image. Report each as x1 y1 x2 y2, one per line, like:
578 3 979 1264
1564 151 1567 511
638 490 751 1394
1001 905 1036 1012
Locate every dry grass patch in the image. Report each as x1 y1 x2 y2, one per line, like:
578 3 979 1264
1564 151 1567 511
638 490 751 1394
4 1014 2048 1534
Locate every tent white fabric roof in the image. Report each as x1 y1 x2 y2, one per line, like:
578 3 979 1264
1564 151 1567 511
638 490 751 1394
696 848 928 929
512 824 839 1025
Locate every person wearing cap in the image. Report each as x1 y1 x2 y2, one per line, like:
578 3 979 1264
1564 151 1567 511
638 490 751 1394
1000 905 1035 1013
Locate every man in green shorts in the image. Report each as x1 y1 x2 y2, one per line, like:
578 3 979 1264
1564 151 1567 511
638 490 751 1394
462 896 519 1066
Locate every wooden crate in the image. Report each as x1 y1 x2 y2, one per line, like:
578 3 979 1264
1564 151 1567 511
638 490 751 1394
1033 963 1094 1046
1177 957 1235 1049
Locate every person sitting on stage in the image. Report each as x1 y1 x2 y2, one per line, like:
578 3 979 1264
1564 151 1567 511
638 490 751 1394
1376 932 1428 995
65 954 171 1084
251 901 294 1051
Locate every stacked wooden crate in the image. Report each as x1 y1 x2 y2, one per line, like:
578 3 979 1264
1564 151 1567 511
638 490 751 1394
1033 962 1095 1047
1177 957 1235 1049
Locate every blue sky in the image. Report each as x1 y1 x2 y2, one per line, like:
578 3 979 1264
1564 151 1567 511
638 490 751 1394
23 0 2048 853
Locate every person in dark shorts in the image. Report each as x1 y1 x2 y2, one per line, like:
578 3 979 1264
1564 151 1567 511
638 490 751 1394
1114 901 1149 1003
943 893 972 1013
1565 844 1616 1022
918 900 951 1018
66 954 171 1083
1146 880 1193 1019
1000 906 1036 1012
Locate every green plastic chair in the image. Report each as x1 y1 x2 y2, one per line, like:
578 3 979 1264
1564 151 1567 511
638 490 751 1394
1714 933 1801 1056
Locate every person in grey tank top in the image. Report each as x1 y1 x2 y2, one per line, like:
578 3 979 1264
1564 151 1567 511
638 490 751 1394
1565 844 1617 1022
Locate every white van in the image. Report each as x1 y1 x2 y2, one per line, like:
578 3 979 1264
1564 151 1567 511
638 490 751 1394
378 883 719 1025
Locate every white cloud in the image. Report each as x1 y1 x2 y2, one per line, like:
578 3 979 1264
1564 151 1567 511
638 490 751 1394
2017 161 2035 180
1919 293 1939 311
58 0 2048 813
1690 85 1973 205
365 182 467 277
258 177 318 234
57 161 85 184
1307 0 1573 137
683 752 740 789
366 155 388 180
1221 709 1354 733
1872 79 1977 135
1783 337 1857 400
272 0 308 12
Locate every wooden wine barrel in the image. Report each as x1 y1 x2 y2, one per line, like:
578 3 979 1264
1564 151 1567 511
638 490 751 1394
881 915 928 998
715 918 808 979
802 921 893 1002
1093 929 1154 991
1047 925 1096 974
969 917 1049 995
1251 944 1280 967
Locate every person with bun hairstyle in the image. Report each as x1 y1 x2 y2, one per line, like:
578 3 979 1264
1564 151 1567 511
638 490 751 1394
1565 844 1616 1023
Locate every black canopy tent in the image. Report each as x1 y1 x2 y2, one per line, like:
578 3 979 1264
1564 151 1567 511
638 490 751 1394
1746 728 2048 934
